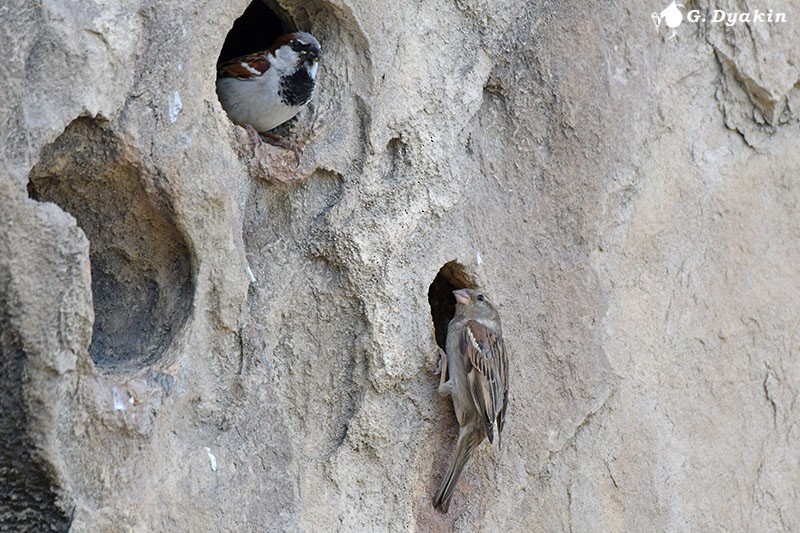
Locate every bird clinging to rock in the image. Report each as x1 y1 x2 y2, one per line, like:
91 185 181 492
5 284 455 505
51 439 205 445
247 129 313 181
433 288 509 513
216 32 321 157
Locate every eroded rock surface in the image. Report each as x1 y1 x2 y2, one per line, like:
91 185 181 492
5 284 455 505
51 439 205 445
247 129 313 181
1 0 798 530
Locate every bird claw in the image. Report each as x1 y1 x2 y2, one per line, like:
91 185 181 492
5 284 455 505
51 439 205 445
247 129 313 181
435 347 451 396
258 131 303 167
434 347 447 375
238 125 302 167
243 124 263 146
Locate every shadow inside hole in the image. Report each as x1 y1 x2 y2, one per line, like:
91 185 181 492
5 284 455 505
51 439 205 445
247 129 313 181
27 117 194 372
428 261 477 351
218 0 288 63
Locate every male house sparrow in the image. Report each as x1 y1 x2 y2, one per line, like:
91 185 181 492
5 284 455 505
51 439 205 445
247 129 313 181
434 289 509 513
216 32 320 143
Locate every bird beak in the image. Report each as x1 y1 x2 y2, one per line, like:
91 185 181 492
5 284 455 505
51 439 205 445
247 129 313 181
453 289 471 305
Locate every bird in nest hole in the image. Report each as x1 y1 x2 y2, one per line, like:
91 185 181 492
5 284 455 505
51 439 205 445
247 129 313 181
433 288 509 514
216 32 321 161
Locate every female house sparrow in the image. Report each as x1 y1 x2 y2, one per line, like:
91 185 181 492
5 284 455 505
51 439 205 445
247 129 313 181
216 32 320 139
434 289 509 513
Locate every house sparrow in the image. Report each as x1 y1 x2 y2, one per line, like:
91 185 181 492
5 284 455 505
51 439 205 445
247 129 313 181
433 288 509 513
216 32 321 146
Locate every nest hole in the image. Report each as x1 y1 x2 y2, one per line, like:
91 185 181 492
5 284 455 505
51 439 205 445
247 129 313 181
27 117 194 372
217 1 288 64
216 0 321 138
428 261 477 351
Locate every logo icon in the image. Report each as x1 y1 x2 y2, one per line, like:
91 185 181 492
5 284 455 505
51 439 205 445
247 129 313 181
652 2 684 40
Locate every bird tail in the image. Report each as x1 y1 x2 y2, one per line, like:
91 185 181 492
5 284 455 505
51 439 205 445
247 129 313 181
433 429 482 513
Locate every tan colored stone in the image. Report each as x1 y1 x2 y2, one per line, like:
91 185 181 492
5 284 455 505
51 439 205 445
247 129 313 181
1 0 798 530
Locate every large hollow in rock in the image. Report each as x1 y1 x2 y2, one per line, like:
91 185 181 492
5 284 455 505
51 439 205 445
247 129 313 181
27 117 194 372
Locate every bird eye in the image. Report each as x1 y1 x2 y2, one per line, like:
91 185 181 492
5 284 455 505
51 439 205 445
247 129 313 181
477 294 485 302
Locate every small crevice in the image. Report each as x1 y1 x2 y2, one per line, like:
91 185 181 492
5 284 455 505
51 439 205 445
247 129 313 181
546 386 616 462
762 365 778 429
0 289 72 530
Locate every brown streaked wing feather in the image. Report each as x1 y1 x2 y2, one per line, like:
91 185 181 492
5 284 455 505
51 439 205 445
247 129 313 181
461 321 509 443
497 329 509 448
217 51 271 79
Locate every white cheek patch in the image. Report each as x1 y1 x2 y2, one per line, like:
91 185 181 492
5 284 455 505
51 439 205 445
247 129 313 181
271 47 299 73
308 62 319 79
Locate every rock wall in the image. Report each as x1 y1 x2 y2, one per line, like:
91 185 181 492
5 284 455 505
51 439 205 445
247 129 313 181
1 0 799 530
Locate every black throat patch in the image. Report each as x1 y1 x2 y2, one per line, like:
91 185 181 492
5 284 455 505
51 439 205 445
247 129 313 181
279 69 315 107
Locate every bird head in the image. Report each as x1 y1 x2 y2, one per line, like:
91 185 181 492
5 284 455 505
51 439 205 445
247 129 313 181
289 32 321 66
452 288 499 322
269 32 321 74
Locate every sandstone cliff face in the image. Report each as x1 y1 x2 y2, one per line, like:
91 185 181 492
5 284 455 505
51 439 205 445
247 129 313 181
2 0 799 530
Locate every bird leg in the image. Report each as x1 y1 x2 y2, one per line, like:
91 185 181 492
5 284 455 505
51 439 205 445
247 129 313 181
436 347 451 396
241 123 264 146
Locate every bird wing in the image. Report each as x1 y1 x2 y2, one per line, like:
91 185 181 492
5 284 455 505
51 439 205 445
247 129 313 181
460 320 509 444
217 51 271 79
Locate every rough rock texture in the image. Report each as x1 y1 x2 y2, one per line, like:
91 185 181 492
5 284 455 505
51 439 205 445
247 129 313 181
1 0 799 530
